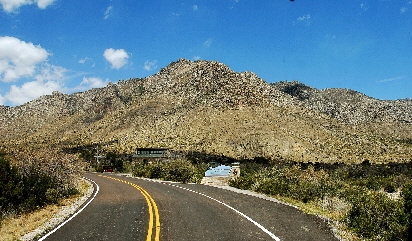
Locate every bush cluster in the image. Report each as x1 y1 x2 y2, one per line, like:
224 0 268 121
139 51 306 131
345 191 406 240
252 165 340 203
0 149 83 219
80 149 128 173
229 159 412 240
132 159 206 183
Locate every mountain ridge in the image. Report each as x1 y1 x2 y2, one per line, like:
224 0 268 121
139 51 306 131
272 80 412 125
1 59 411 163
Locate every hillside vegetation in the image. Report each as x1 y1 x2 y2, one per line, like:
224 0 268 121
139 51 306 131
0 149 84 219
1 59 411 164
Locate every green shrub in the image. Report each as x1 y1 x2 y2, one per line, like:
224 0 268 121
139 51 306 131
95 164 103 173
0 159 67 215
105 152 125 172
46 188 61 204
384 181 397 193
402 183 412 240
0 149 82 219
132 162 148 177
163 159 197 183
253 177 290 196
345 192 406 240
0 157 21 213
229 176 255 190
146 162 164 179
236 165 339 203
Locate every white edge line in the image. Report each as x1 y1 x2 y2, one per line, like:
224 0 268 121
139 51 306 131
168 183 281 241
38 177 100 241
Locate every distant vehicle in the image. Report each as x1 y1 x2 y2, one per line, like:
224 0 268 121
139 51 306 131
102 166 113 172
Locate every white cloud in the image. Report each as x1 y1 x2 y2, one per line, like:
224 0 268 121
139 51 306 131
401 7 408 13
0 94 5 105
192 5 198 11
2 63 66 105
203 39 213 47
0 37 69 106
193 56 201 61
0 0 30 12
295 14 311 26
4 79 63 106
297 15 310 21
0 36 49 82
0 0 56 12
104 5 112 19
78 57 95 67
143 60 157 71
36 0 55 9
80 77 108 88
35 63 67 82
378 76 405 83
103 48 129 69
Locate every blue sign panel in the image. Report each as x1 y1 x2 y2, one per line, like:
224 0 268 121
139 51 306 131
205 165 232 176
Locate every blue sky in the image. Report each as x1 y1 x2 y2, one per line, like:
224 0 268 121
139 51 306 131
0 0 411 106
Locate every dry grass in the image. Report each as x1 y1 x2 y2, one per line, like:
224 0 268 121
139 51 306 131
0 179 90 241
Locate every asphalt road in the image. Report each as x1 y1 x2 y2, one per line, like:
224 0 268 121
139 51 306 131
41 173 338 241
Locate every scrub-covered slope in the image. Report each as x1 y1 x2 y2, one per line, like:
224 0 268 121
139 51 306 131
1 59 411 163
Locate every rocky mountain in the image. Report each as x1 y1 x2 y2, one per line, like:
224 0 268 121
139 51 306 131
272 81 412 142
272 80 412 125
1 59 411 163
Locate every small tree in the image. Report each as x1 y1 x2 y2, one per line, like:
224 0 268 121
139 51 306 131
106 152 124 172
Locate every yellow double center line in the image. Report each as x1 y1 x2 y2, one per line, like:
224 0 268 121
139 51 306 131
99 175 160 241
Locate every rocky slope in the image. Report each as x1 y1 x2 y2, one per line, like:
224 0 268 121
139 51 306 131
272 80 412 125
272 80 412 140
1 59 411 163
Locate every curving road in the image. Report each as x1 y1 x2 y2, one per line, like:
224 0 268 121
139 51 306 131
41 173 338 241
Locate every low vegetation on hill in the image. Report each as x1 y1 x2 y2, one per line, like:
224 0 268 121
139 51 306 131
0 149 84 221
